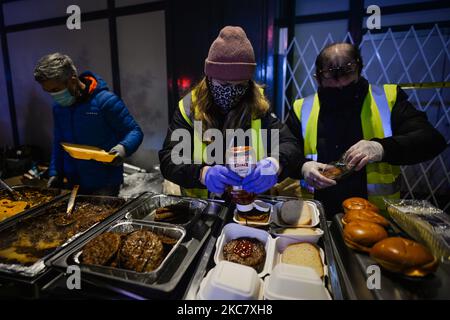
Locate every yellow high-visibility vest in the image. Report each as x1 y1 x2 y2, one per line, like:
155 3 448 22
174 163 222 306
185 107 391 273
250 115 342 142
293 84 401 209
178 88 266 199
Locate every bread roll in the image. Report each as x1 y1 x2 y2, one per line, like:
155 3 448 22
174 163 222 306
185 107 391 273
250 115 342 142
342 197 379 214
280 200 312 226
281 243 324 277
342 209 389 227
370 237 438 277
343 221 388 253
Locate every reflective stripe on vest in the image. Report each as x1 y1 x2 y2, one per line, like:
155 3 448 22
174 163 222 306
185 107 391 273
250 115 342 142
178 88 266 198
293 84 401 207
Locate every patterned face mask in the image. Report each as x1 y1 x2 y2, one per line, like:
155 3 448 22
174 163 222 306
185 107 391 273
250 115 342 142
209 79 249 113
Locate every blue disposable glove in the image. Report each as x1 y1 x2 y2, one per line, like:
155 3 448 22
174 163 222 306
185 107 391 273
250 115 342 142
242 158 279 194
204 165 243 194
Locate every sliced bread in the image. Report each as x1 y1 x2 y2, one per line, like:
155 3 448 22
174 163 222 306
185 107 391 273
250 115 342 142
281 243 324 277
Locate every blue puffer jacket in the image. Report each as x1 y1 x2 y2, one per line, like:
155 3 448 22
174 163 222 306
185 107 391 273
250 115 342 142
49 71 143 193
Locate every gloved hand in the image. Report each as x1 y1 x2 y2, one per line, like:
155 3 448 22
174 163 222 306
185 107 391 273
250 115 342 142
108 144 126 166
242 158 279 194
344 140 384 171
47 175 63 188
301 161 336 189
204 165 243 194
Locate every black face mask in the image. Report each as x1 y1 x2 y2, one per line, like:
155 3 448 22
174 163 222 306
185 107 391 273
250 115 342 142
318 78 363 107
208 79 249 114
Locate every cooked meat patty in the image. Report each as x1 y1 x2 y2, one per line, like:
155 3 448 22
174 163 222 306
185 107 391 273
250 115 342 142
223 237 266 272
154 202 192 224
82 232 122 265
119 230 164 272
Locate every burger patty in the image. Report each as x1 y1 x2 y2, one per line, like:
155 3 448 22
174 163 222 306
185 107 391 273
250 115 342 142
223 237 266 272
119 230 164 273
82 232 123 265
155 202 192 223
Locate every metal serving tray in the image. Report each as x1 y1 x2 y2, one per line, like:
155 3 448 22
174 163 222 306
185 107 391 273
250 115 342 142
48 194 228 299
0 195 128 278
0 185 67 228
124 194 208 230
330 213 450 299
71 220 186 283
183 196 344 300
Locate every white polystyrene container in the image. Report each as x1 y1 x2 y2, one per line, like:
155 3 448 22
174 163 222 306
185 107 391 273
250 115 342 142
233 200 274 228
263 263 332 300
271 227 324 244
214 223 275 277
197 261 263 300
272 200 320 228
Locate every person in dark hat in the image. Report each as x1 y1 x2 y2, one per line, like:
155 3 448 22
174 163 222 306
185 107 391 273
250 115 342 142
159 26 300 198
285 42 446 216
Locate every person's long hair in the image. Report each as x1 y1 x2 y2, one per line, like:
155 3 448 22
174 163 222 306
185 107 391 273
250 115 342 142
189 77 270 133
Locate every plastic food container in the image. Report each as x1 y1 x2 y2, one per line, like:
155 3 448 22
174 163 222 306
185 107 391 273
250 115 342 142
214 223 275 277
272 200 320 228
197 261 263 300
385 199 450 262
61 142 117 163
264 263 331 300
233 200 274 228
320 160 354 181
271 227 324 244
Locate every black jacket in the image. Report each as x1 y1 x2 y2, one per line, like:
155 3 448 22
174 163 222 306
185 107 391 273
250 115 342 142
286 77 447 216
159 102 301 190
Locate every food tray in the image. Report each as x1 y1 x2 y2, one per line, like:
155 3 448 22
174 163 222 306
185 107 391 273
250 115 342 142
214 223 275 277
61 142 117 163
0 185 67 228
185 196 344 300
48 195 228 299
124 194 208 229
329 213 450 299
0 195 127 277
71 220 185 283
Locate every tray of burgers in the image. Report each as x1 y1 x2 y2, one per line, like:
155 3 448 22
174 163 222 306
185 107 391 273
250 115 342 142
329 197 450 300
48 193 228 298
195 223 331 300
0 185 67 227
0 194 131 279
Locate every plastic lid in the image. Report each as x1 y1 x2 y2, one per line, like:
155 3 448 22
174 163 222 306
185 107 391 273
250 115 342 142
236 203 254 212
200 261 260 300
264 263 330 300
254 200 271 213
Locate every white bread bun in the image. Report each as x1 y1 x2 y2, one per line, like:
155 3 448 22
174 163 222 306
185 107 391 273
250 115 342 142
280 200 312 226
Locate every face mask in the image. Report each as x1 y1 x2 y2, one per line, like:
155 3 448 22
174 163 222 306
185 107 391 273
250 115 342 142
50 88 76 107
209 79 249 113
318 79 361 106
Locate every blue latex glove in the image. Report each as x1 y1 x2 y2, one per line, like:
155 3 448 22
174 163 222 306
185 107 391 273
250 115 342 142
242 158 279 194
204 165 243 194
